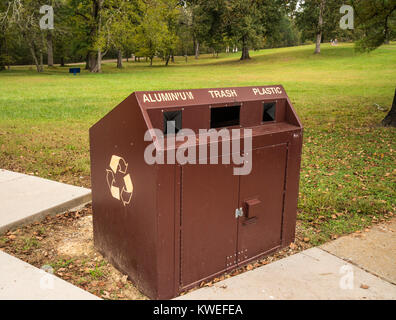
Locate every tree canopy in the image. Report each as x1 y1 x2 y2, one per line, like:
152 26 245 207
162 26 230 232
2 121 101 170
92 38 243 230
0 0 394 72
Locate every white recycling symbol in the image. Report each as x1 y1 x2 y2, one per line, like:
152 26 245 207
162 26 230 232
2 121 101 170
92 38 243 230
106 155 133 206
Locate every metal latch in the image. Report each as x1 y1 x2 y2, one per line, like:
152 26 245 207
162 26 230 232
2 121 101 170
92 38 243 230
235 207 244 218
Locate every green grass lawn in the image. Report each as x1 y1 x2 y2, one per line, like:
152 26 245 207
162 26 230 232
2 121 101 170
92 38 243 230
0 43 395 244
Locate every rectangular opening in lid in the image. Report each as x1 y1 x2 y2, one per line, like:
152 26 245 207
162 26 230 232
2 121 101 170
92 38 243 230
263 102 276 122
163 110 182 135
210 105 240 129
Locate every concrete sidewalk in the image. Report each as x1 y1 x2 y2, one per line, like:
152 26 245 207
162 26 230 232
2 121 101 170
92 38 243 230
0 169 91 234
0 250 99 300
177 219 396 300
321 218 396 285
0 169 97 299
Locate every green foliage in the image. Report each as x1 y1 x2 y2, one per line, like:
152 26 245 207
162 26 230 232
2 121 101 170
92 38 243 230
191 0 226 53
0 0 394 69
134 0 180 65
296 0 345 43
352 0 396 52
0 0 51 71
265 15 300 48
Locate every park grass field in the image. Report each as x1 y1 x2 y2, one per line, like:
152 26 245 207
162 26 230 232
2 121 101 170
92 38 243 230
0 42 395 244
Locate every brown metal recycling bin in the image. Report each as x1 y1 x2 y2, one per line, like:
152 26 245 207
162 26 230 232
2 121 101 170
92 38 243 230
89 85 303 299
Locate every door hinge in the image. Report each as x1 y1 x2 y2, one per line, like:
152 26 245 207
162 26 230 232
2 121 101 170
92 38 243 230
235 207 244 218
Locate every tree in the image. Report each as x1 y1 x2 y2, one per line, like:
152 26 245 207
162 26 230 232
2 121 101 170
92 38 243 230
296 0 343 54
223 0 285 60
44 0 56 67
265 15 300 48
160 0 180 66
0 0 49 72
176 4 194 61
0 1 12 70
188 0 225 59
315 0 325 54
103 0 142 68
135 0 179 66
68 0 111 73
352 0 396 52
350 0 396 127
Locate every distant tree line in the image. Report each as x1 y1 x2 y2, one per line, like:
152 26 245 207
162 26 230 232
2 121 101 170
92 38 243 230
0 0 394 72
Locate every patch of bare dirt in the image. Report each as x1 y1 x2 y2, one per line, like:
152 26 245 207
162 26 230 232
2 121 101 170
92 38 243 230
0 204 146 300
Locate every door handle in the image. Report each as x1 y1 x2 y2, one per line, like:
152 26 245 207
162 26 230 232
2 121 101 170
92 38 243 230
242 198 261 225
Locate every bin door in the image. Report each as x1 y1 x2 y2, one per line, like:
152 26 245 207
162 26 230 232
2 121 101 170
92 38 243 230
180 162 239 288
237 144 288 264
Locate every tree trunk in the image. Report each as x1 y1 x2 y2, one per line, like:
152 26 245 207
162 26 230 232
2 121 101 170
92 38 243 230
47 31 54 67
315 0 325 54
150 56 153 66
241 46 250 60
240 37 250 60
117 49 123 69
96 48 102 73
195 40 199 59
89 0 102 73
39 50 43 71
382 89 396 127
85 53 90 70
60 56 65 67
0 33 8 70
28 41 42 72
0 37 4 71
165 55 170 66
88 51 97 72
315 32 322 54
